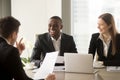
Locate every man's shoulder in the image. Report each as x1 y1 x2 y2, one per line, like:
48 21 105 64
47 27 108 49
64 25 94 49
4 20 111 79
62 33 73 38
92 33 100 37
5 44 18 53
0 38 15 50
0 42 18 57
37 33 49 38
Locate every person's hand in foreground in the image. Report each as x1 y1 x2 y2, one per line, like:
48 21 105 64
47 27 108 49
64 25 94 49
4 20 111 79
16 38 25 55
45 73 56 80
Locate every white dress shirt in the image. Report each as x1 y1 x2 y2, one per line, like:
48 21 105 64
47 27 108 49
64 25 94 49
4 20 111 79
51 35 61 55
99 34 111 57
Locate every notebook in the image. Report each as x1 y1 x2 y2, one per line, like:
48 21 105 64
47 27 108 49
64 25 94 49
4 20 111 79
64 53 98 74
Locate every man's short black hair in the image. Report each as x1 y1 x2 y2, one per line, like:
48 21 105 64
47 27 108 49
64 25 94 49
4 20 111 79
50 16 62 24
0 16 20 38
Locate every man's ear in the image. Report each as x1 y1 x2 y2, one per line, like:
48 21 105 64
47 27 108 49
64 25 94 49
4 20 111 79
11 31 17 39
60 25 63 29
9 32 14 39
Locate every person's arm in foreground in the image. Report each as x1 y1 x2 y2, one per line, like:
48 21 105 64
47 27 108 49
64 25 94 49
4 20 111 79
45 73 56 80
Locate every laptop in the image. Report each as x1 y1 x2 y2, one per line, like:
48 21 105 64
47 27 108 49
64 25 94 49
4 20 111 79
64 53 97 74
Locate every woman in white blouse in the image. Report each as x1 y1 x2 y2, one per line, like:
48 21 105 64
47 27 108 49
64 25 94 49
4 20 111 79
88 13 120 66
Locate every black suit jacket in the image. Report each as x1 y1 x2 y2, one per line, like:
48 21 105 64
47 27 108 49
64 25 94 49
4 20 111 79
0 37 32 80
88 33 120 66
31 33 77 67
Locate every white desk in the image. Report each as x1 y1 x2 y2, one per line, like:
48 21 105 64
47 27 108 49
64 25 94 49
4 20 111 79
25 68 120 80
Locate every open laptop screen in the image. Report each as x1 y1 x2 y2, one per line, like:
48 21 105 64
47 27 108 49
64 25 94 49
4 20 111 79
64 53 95 73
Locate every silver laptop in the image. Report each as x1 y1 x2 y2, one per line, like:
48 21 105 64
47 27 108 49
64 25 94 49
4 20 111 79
64 53 97 74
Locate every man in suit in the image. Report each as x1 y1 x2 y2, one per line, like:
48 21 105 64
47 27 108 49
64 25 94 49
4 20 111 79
31 16 77 67
0 16 55 80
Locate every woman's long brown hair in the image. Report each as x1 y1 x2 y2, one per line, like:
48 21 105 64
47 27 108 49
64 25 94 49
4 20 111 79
99 13 118 55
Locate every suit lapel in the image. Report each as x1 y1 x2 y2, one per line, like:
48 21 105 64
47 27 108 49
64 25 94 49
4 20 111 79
47 34 55 51
60 34 65 55
97 38 112 58
107 41 112 58
97 39 104 57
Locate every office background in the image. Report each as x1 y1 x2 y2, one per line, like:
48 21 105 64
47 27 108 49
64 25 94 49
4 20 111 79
0 0 120 58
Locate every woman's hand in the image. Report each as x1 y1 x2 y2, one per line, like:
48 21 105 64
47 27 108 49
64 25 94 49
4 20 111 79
16 38 25 55
45 73 56 80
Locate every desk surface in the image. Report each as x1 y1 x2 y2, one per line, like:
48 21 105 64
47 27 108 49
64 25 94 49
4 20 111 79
25 68 120 80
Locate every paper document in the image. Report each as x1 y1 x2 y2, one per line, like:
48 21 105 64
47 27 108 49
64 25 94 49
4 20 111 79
54 66 65 71
56 56 64 63
34 51 58 79
93 61 105 69
107 66 120 72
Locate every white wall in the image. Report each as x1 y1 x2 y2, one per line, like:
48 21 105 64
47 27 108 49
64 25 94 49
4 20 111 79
11 0 61 57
